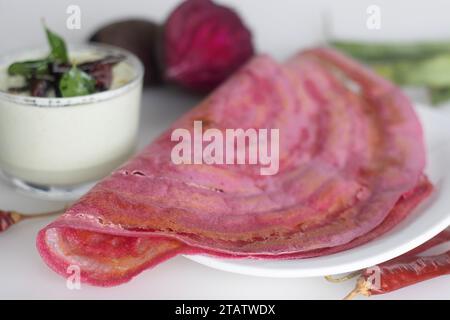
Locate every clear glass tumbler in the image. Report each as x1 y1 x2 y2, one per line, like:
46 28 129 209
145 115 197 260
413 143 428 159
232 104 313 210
0 44 144 200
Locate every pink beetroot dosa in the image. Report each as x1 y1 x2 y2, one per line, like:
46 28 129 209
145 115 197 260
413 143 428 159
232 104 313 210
37 48 432 286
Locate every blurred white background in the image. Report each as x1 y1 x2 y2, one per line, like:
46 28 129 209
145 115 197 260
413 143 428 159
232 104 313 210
2 0 450 59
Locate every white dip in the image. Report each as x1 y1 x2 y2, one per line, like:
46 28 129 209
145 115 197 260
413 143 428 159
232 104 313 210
0 45 143 186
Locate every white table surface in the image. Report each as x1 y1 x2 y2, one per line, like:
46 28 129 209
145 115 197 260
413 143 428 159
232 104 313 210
1 88 449 300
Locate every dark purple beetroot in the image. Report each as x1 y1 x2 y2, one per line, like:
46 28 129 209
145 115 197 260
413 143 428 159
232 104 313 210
89 19 163 85
163 0 255 92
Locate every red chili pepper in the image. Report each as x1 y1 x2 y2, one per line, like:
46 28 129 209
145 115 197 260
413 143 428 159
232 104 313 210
0 210 23 232
0 209 64 233
406 229 450 256
345 229 450 299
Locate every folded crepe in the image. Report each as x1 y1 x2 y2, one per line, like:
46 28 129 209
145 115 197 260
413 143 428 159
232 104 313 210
37 48 433 286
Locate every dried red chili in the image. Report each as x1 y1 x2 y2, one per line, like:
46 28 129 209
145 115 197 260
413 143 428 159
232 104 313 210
0 211 23 232
0 209 63 232
30 78 51 97
343 229 450 299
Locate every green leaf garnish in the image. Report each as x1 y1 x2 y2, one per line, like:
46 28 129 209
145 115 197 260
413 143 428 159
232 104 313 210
45 27 69 63
7 59 49 77
59 66 96 97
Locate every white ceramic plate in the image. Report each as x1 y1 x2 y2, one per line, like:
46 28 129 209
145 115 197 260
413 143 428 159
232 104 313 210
185 105 450 278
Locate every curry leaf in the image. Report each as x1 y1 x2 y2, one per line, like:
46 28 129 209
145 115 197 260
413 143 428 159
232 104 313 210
45 27 69 63
8 59 49 77
59 66 96 97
